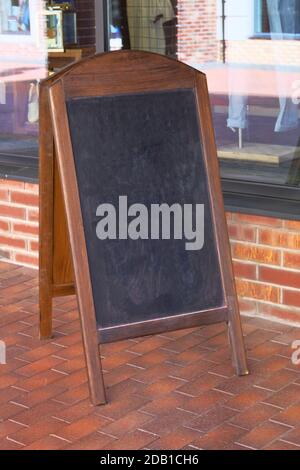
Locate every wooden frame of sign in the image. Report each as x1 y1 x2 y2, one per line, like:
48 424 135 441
40 51 248 406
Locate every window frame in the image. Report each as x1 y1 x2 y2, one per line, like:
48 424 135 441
253 0 300 39
222 179 300 220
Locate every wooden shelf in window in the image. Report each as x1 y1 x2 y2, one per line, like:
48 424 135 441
48 47 95 71
218 143 300 165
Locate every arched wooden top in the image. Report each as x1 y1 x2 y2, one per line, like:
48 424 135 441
45 50 205 100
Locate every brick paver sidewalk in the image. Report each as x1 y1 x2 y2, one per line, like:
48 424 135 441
0 261 299 450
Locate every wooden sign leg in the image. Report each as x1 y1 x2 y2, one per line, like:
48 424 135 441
39 171 54 340
227 297 249 376
39 86 54 340
39 282 53 339
83 341 107 406
39 85 76 340
48 80 107 405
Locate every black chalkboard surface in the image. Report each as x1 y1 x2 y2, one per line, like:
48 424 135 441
67 90 224 330
47 50 248 405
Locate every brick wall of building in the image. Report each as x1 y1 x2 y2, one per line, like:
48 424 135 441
177 1 300 67
228 212 300 326
0 179 39 269
177 0 219 64
0 179 300 326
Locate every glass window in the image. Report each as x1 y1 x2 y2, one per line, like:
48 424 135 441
0 0 47 179
0 0 97 181
106 0 300 194
1 1 299 212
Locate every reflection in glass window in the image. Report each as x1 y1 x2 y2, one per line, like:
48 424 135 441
108 0 177 57
107 0 300 188
126 0 175 54
0 0 31 35
0 0 47 174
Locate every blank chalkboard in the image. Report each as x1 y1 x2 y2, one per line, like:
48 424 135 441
66 90 224 330
47 50 248 405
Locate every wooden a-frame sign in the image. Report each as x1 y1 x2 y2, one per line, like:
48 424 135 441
39 51 248 405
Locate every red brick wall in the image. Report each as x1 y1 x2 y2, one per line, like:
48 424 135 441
1 179 300 326
228 213 300 326
0 179 38 268
177 0 219 64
